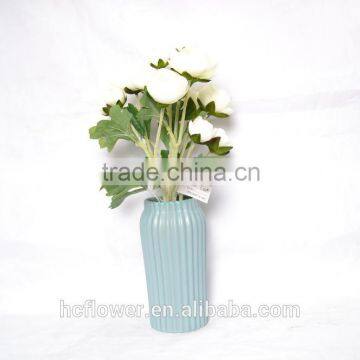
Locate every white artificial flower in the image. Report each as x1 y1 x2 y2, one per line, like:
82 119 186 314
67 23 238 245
104 86 126 106
197 83 233 115
169 46 217 80
147 68 189 104
188 116 214 142
212 127 232 147
124 67 154 92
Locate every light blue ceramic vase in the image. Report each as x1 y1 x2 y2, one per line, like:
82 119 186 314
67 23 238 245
140 197 208 333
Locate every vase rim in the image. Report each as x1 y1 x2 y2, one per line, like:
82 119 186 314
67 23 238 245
145 196 194 206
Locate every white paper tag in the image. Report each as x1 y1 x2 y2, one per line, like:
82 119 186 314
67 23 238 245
177 173 212 203
177 184 211 203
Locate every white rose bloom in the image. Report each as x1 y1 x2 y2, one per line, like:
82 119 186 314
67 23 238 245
104 86 126 106
197 84 233 115
147 68 189 104
212 127 232 147
169 47 217 80
188 116 214 142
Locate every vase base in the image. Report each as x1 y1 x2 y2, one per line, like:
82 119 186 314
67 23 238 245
150 317 209 333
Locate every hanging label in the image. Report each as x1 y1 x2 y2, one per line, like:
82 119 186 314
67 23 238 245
177 173 212 203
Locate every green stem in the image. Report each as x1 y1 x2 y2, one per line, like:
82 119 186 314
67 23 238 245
130 124 141 140
177 93 190 146
131 124 152 157
167 105 173 131
174 101 180 138
145 138 153 154
163 119 177 145
153 108 164 157
179 133 189 158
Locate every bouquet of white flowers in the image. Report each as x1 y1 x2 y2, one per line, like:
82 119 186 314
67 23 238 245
89 46 233 205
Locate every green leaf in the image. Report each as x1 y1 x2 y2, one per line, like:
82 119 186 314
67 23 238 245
89 120 109 138
126 104 146 137
116 99 125 107
212 112 229 118
126 103 152 137
139 89 162 137
130 117 146 137
101 184 146 209
109 187 145 208
206 137 232 155
127 103 138 116
137 107 152 137
190 133 232 156
102 105 111 116
109 105 131 130
190 133 201 144
197 99 230 118
205 101 216 114
185 97 200 120
124 87 142 95
172 70 210 84
89 105 135 151
150 58 169 69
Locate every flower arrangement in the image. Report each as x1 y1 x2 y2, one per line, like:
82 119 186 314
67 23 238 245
89 47 233 206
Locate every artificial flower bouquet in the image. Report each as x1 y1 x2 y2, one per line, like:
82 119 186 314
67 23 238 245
89 46 234 332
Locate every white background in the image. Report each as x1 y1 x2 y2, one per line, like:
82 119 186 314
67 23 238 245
1 0 360 358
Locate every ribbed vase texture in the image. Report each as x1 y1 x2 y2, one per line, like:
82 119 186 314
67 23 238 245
140 198 208 332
